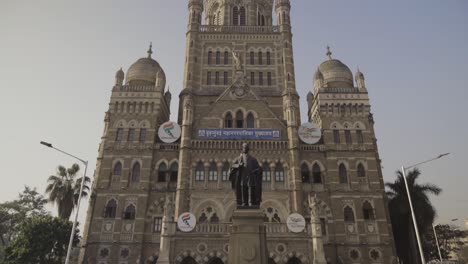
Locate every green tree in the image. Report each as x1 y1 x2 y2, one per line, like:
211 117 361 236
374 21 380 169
425 224 466 261
386 168 442 263
0 186 48 247
3 216 79 264
45 164 90 219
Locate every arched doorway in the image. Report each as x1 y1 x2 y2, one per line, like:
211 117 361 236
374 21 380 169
207 257 224 264
287 257 302 264
181 256 197 264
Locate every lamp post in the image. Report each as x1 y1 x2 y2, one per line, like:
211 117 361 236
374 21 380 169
433 218 458 261
40 141 88 264
401 153 449 264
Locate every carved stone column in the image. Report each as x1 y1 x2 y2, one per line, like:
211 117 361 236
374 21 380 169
309 195 327 264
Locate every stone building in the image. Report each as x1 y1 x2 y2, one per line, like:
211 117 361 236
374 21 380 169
79 1 397 263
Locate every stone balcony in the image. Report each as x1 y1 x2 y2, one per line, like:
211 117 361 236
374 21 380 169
176 223 310 237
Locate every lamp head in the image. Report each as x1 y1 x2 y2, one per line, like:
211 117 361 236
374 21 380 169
40 141 53 148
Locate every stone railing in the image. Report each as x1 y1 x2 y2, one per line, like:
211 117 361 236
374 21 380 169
113 85 156 92
200 25 279 34
191 140 288 151
299 144 326 152
185 223 309 235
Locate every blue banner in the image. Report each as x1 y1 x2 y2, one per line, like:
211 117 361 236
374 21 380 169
197 129 281 140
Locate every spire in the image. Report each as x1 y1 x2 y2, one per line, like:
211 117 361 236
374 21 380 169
326 45 332 60
147 42 153 58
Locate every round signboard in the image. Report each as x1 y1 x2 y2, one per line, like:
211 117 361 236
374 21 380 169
158 121 181 143
286 213 306 233
177 212 196 232
298 122 321 145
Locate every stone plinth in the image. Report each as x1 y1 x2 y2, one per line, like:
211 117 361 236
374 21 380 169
228 209 268 264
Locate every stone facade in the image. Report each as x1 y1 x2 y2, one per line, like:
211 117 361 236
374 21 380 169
79 1 397 263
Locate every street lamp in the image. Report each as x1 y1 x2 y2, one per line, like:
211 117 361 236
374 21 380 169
40 141 89 264
400 152 450 264
433 219 458 261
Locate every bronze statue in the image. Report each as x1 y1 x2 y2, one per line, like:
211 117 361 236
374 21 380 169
229 143 263 208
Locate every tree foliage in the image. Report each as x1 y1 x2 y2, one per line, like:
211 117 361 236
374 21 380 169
386 168 442 263
3 216 79 264
0 186 48 247
425 224 467 261
45 163 90 219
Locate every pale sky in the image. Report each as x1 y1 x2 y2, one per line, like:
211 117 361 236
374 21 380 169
0 1 467 228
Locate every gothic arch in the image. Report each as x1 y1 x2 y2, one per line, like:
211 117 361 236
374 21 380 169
203 250 227 264
192 199 225 223
113 119 128 128
128 119 138 128
168 159 179 168
353 121 366 130
329 121 343 129
138 119 151 128
342 121 352 129
261 199 288 223
174 250 202 264
282 251 309 264
112 159 125 170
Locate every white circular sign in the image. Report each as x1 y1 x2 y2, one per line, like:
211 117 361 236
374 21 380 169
298 122 321 145
177 212 196 232
158 121 181 143
287 213 306 233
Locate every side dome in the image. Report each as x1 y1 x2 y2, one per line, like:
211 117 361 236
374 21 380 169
125 45 166 86
318 46 354 88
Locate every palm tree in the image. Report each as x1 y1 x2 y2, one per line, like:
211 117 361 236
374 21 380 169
45 164 91 220
386 168 442 263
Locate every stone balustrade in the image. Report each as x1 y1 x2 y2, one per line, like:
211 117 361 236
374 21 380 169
191 140 288 151
200 25 279 34
113 85 156 92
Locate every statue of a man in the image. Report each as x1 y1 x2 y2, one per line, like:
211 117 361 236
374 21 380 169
229 143 263 208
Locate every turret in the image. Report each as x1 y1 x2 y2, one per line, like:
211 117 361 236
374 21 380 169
275 0 291 31
115 68 124 86
356 68 366 90
188 0 203 30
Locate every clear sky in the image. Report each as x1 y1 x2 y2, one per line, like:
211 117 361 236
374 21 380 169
1 0 467 228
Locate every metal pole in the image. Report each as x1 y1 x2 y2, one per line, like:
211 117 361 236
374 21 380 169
40 141 88 264
433 224 443 261
401 166 426 264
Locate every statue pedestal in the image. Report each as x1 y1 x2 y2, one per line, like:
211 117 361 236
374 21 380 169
228 209 268 264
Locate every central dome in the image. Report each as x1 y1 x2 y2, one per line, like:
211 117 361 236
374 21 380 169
318 59 353 88
125 45 166 86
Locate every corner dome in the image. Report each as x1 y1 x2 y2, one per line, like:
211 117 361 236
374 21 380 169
317 46 354 88
125 45 166 86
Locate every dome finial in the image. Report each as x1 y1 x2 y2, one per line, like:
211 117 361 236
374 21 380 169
326 45 332 60
147 42 153 58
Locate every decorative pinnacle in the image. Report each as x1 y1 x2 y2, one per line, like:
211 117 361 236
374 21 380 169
326 45 332 60
147 42 153 58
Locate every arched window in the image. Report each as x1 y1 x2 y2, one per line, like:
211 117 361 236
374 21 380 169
267 72 272 86
236 111 244 128
339 164 348 184
195 162 205 181
246 113 255 128
181 256 198 264
116 128 123 142
266 51 271 65
208 51 213 65
275 163 284 182
210 213 220 223
208 162 218 181
131 163 140 182
286 257 302 264
170 163 178 182
312 163 322 184
216 51 221 65
113 162 122 176
263 164 271 182
199 213 208 223
250 51 255 65
357 164 366 178
345 130 352 144
301 164 310 183
333 130 340 143
158 163 167 182
258 51 263 65
123 204 136 220
104 199 117 218
222 162 230 181
239 7 246 25
224 51 229 65
363 201 375 220
356 130 364 144
224 112 233 128
232 7 239 25
344 206 355 222
261 15 265 26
